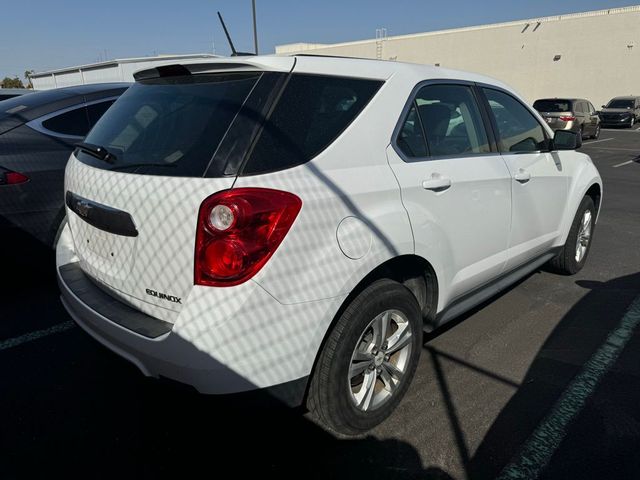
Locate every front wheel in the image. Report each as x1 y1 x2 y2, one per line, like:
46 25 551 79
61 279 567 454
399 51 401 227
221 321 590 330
548 196 596 275
307 279 423 436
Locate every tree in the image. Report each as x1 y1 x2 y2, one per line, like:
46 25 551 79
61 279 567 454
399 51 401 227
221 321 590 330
1 77 25 89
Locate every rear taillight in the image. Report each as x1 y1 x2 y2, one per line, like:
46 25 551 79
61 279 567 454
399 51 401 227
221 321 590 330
559 116 576 122
195 188 302 287
0 170 29 186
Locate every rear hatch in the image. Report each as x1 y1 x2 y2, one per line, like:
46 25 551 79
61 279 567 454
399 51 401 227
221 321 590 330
64 59 293 322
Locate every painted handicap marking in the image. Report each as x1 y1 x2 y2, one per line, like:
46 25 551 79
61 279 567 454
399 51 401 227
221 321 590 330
497 295 640 480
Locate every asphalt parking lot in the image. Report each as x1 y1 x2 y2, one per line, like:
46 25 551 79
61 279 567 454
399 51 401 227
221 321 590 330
2 128 640 480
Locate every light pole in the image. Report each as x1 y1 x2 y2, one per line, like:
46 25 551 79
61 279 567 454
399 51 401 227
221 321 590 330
252 0 258 55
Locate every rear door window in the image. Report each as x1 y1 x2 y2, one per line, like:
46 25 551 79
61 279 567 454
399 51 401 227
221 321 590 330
41 106 90 137
411 84 490 157
397 104 428 158
242 74 382 175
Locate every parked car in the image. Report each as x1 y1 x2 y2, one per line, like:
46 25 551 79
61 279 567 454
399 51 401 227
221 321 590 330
599 96 640 128
0 88 34 101
0 83 129 246
56 56 602 435
533 98 600 139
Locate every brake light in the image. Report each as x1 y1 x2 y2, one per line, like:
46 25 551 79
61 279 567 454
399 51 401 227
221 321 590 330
195 188 302 287
559 116 576 122
1 171 29 185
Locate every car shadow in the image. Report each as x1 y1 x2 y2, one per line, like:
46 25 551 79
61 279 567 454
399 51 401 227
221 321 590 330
2 251 456 480
466 271 640 480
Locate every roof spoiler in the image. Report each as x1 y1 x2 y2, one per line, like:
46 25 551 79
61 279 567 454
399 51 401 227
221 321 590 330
133 62 257 81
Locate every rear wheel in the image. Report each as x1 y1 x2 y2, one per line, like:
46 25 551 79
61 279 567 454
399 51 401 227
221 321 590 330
548 196 596 275
307 279 423 436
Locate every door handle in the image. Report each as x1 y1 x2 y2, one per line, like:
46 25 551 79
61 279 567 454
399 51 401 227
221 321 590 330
514 169 531 183
422 175 452 191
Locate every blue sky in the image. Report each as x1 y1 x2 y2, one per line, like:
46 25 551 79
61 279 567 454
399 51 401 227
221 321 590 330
1 0 637 79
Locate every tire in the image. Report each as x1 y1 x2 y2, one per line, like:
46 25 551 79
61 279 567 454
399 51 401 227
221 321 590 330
548 196 596 275
307 279 423 436
591 124 600 140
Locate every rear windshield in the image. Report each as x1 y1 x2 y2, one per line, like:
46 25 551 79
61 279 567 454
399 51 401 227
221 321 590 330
533 99 572 112
76 72 261 176
607 99 634 109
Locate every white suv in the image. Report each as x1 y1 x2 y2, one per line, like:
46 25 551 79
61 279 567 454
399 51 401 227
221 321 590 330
56 56 602 435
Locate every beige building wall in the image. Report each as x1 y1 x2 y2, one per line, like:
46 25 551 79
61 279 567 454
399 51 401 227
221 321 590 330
276 6 640 108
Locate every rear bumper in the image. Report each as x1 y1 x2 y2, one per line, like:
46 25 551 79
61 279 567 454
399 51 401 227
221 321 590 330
58 265 261 394
545 120 577 132
56 223 343 402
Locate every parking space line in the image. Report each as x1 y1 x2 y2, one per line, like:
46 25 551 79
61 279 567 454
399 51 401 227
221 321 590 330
589 146 639 152
0 321 75 352
612 160 636 168
496 295 640 480
582 138 613 146
601 128 640 133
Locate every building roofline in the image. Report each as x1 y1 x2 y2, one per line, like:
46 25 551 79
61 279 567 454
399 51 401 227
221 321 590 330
276 4 640 51
29 53 220 78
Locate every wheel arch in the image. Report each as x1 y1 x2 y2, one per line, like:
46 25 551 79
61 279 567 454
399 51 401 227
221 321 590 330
585 182 602 218
301 254 439 407
557 157 603 247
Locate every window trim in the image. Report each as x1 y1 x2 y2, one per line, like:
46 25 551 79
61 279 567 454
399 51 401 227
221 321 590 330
476 84 552 155
391 79 499 163
27 96 120 140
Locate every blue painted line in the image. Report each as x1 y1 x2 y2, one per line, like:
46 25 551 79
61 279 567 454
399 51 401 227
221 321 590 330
497 295 640 480
0 321 75 352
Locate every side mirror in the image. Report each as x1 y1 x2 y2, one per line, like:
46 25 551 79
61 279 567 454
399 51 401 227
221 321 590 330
552 130 581 150
601 105 607 109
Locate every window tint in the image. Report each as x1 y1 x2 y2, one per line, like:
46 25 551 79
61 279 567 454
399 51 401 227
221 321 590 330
41 106 90 137
78 73 261 177
86 100 115 127
243 74 382 175
412 84 490 157
484 89 547 153
533 99 571 113
575 102 584 113
397 104 427 157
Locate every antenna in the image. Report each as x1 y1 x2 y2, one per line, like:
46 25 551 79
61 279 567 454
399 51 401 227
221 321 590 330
217 11 255 57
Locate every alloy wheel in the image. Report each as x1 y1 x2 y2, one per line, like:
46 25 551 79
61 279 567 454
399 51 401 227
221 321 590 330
348 309 413 412
575 209 592 263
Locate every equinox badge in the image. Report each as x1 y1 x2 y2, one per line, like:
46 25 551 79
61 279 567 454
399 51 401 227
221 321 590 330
145 288 182 304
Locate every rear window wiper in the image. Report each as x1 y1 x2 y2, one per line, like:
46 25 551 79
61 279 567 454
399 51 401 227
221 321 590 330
75 142 118 164
109 163 177 171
